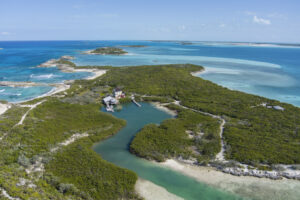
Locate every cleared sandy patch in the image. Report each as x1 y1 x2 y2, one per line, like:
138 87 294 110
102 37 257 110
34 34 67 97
135 178 183 200
151 102 177 116
0 103 11 116
74 69 107 80
16 100 46 126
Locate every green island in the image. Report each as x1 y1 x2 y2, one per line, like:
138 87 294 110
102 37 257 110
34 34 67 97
85 47 128 55
0 61 300 199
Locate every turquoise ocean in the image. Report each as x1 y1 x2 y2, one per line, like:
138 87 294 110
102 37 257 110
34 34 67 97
1 40 300 105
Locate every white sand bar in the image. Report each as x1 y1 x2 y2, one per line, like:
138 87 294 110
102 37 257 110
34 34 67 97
74 69 107 80
160 159 300 200
135 178 183 200
151 102 177 116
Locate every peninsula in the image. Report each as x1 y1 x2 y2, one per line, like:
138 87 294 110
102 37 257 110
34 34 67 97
0 60 299 200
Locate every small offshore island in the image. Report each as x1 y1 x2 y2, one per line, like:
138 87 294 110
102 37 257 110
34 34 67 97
83 47 128 55
0 59 299 200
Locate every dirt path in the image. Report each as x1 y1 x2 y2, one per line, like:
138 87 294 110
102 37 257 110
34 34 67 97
15 100 46 126
172 101 226 161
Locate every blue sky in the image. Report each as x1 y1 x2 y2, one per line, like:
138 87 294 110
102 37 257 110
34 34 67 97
0 0 299 42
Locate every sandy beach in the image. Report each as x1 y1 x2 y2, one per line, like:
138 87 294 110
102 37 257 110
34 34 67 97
0 103 11 116
159 159 300 200
191 70 205 77
151 102 177 116
11 69 106 104
135 178 183 200
74 69 106 80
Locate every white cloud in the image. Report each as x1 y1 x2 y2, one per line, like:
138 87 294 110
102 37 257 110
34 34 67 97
177 25 186 31
253 16 271 25
219 23 226 28
0 32 11 36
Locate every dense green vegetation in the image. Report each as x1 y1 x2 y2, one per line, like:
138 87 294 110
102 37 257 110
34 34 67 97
95 64 300 165
88 47 128 55
2 61 300 199
47 143 138 200
0 98 140 199
56 58 77 68
130 107 220 163
17 100 122 156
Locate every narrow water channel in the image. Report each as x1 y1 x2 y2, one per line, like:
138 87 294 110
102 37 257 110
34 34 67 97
93 103 243 200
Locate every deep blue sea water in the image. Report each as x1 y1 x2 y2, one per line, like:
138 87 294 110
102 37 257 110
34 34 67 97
1 40 300 105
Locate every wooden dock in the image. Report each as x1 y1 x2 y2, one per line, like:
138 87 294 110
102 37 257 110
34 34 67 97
131 96 141 107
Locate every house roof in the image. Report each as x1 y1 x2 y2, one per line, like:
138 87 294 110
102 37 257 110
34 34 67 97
103 96 116 102
114 88 122 92
273 106 284 111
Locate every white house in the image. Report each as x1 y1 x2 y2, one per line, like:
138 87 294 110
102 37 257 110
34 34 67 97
113 88 124 99
103 96 117 105
273 106 285 111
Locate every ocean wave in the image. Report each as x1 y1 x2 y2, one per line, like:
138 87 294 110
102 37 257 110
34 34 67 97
201 67 241 75
0 89 5 93
30 73 58 79
0 93 22 96
124 53 137 56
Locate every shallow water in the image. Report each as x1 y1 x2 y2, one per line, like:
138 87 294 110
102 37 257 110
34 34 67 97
94 103 244 200
1 40 300 105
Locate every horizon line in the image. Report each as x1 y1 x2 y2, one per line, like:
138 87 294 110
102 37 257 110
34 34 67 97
0 39 299 45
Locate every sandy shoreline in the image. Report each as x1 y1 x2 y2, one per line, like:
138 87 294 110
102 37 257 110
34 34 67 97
158 159 300 200
191 69 205 77
4 69 106 105
10 84 71 104
0 103 11 116
135 178 183 200
149 99 300 199
74 68 106 80
151 102 177 116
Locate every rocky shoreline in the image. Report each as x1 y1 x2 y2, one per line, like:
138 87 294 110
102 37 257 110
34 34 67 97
216 164 300 180
159 159 300 200
37 56 76 72
176 157 300 180
154 103 300 181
